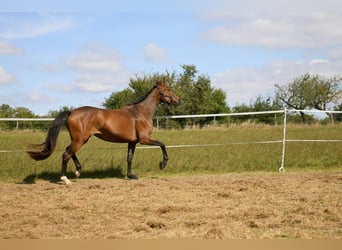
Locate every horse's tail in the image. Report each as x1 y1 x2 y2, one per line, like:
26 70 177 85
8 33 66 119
27 111 71 161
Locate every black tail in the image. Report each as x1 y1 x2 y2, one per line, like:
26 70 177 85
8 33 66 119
27 111 71 161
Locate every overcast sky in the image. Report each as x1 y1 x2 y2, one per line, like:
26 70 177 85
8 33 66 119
1 0 341 115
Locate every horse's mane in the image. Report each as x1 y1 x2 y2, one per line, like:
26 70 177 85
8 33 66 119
126 84 158 106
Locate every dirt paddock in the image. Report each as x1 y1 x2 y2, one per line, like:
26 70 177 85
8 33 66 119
0 171 341 239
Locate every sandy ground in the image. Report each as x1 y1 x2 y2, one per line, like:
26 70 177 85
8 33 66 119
0 171 341 239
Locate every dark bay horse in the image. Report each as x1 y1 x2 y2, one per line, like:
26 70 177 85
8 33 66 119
27 80 180 184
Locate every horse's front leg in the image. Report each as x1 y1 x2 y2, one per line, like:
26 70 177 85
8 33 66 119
127 142 138 179
158 141 168 170
140 138 169 170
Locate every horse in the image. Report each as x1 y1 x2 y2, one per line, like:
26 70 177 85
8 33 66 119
27 80 180 184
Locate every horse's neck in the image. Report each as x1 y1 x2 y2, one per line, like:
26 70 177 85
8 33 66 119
136 89 160 119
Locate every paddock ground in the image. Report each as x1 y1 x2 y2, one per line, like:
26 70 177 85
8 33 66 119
0 171 341 239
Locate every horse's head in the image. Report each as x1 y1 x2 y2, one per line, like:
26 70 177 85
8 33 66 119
155 80 180 106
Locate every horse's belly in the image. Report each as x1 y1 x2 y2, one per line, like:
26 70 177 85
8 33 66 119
93 109 138 143
94 124 137 143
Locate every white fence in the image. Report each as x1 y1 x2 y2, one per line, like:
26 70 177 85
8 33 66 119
154 109 342 172
1 109 342 172
0 117 54 130
154 110 285 128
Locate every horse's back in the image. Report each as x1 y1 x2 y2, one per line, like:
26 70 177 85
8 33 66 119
68 106 105 127
67 106 137 143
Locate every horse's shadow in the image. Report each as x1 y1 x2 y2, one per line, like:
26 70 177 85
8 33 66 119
19 165 125 184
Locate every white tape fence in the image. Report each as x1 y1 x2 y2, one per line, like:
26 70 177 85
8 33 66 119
1 108 342 172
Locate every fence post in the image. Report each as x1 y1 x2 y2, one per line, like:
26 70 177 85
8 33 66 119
279 108 287 172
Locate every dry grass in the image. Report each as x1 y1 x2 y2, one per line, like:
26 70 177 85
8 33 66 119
0 171 341 239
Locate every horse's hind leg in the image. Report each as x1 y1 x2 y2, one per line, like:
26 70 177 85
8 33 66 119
72 154 82 178
61 147 73 185
60 141 84 185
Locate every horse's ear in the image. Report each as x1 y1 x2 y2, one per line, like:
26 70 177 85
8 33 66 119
160 78 166 86
156 79 164 86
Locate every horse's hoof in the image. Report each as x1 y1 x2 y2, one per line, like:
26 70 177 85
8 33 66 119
60 176 72 185
75 170 81 178
127 174 139 180
159 161 167 170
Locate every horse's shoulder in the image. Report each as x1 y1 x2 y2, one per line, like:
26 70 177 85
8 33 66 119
120 105 138 116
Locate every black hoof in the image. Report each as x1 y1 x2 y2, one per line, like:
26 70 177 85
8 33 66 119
159 161 167 170
127 174 139 180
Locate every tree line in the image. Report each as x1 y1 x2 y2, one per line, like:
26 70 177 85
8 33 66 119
1 64 341 130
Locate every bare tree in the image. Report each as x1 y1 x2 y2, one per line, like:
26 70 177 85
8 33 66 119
309 75 342 123
275 73 342 124
275 73 311 123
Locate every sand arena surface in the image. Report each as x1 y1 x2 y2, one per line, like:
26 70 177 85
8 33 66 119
0 171 341 239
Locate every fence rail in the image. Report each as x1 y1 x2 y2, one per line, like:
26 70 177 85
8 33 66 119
1 109 342 172
0 109 341 123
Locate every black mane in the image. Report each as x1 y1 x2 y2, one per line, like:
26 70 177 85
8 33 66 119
126 84 158 106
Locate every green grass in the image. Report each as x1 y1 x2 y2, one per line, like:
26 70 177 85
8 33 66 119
0 124 341 182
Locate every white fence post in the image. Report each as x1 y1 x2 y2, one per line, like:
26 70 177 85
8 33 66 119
279 108 287 172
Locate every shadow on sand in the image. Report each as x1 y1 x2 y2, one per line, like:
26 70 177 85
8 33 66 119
19 165 125 184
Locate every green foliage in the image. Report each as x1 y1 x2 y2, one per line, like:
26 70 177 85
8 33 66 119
275 73 342 123
0 104 36 130
232 95 282 125
103 64 230 128
47 106 75 118
1 68 342 129
286 113 317 124
103 72 177 116
104 89 135 110
334 103 342 122
0 105 78 131
308 75 342 110
0 104 36 119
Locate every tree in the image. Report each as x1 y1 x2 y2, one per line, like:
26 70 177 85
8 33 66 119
0 104 13 117
232 95 282 124
275 73 342 123
275 73 311 123
308 75 342 123
308 75 342 110
103 65 230 128
104 89 135 110
333 103 342 122
0 104 36 130
0 104 14 130
103 72 176 114
47 106 76 118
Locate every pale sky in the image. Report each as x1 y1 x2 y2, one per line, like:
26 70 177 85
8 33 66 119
1 0 341 115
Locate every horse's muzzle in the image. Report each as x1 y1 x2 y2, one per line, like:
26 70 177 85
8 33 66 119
172 97 180 106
